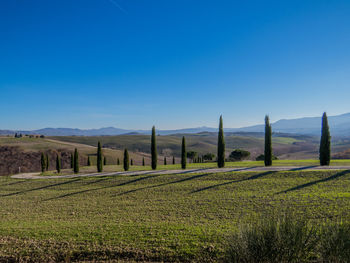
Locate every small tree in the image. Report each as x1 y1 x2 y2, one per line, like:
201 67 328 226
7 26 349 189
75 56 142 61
117 158 120 165
124 149 129 171
173 156 175 165
46 153 49 171
181 136 186 169
164 157 167 165
264 115 272 166
56 154 61 173
87 156 91 166
41 153 46 173
320 112 331 165
104 156 107 166
131 159 134 166
151 126 157 170
142 157 145 166
97 141 103 172
70 153 74 169
74 148 79 174
229 149 251 161
217 115 225 168
203 153 215 161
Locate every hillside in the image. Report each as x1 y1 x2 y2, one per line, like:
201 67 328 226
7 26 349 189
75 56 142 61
51 132 322 160
0 137 158 175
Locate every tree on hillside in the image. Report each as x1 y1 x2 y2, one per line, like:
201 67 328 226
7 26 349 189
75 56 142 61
164 157 167 165
87 156 91 166
173 156 175 165
74 148 79 174
104 156 107 166
97 141 103 172
41 153 46 173
320 112 331 165
124 149 129 171
181 136 186 169
46 153 49 171
142 157 145 166
229 149 251 161
187 151 197 162
56 154 61 173
217 115 225 168
151 126 157 170
70 153 74 169
203 153 215 161
264 115 273 166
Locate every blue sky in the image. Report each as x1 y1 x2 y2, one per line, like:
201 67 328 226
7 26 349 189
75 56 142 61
1 0 350 130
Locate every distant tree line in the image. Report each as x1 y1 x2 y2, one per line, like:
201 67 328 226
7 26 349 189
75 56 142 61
39 112 332 175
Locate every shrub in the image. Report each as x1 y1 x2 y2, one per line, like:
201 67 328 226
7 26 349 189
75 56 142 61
225 214 318 263
256 154 278 161
320 222 350 262
229 149 251 161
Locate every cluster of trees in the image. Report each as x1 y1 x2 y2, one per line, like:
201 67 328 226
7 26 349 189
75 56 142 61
40 112 332 174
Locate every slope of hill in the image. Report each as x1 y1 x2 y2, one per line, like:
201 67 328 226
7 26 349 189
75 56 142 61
51 132 322 160
0 137 155 175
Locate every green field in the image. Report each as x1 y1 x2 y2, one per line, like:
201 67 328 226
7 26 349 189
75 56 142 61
1 169 350 261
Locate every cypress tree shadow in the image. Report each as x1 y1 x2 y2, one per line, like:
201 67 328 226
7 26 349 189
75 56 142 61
117 173 212 196
0 180 27 187
289 166 319 171
277 170 350 194
0 178 81 197
190 171 276 194
44 174 163 201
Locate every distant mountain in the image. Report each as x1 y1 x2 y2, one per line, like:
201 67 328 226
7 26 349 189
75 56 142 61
1 113 350 136
233 112 350 136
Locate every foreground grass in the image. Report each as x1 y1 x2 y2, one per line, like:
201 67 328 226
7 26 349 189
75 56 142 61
1 170 350 261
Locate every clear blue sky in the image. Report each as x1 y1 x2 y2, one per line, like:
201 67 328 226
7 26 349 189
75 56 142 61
1 0 350 130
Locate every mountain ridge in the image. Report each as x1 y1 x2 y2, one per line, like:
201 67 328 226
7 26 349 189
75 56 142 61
1 112 350 136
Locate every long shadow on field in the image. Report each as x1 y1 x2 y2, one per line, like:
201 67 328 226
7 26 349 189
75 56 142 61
190 171 276 194
117 173 212 196
0 180 27 187
0 178 81 197
289 166 318 171
277 170 350 194
43 174 163 201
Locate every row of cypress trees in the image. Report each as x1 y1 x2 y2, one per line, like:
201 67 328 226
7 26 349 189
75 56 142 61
41 112 332 174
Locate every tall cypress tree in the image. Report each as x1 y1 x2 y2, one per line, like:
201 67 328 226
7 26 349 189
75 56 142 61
142 157 145 166
320 112 331 165
151 126 157 170
131 159 133 166
217 115 225 168
164 157 167 165
124 149 129 171
97 141 103 172
56 154 61 173
70 153 74 169
74 148 79 174
181 136 186 169
87 156 91 166
41 153 46 173
46 153 49 171
173 156 175 165
104 156 107 166
264 115 273 166
117 158 120 165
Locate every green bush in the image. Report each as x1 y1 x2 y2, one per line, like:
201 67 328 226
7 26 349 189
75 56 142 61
320 222 350 262
225 215 318 263
256 154 278 161
229 149 251 161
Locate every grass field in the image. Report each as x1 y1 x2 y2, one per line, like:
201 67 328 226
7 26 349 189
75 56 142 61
1 169 350 261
